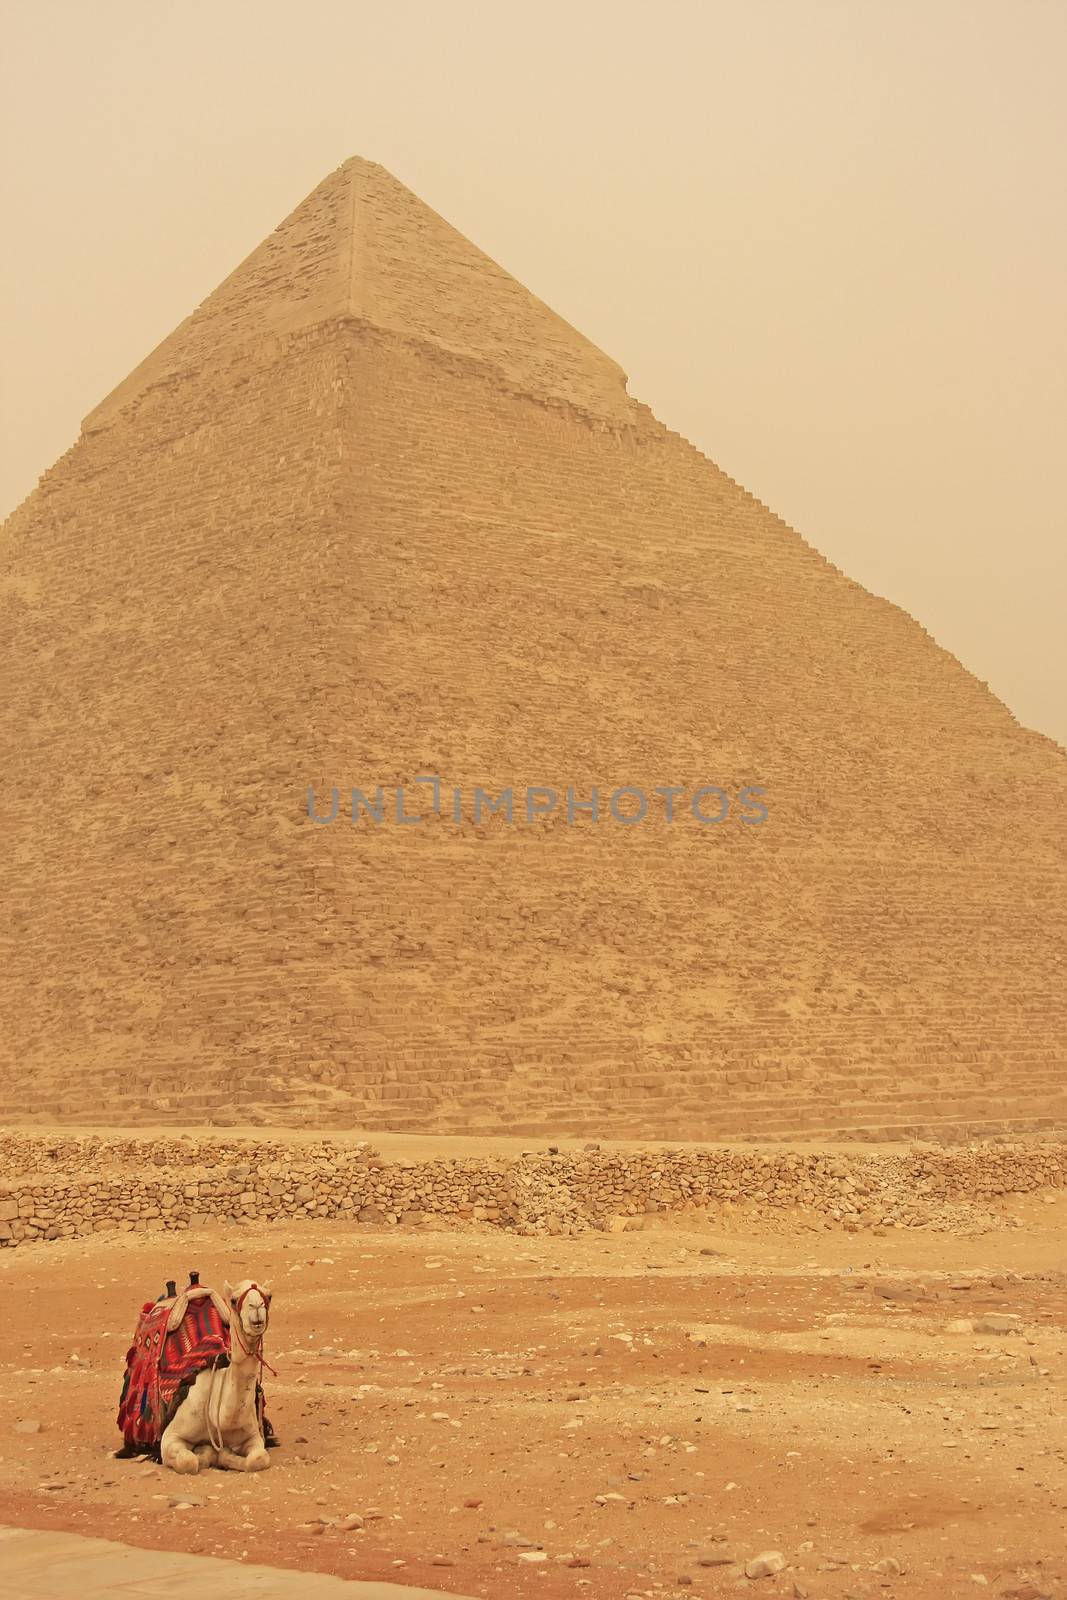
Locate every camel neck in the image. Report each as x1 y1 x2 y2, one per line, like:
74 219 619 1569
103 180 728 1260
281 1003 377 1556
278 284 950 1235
228 1327 262 1371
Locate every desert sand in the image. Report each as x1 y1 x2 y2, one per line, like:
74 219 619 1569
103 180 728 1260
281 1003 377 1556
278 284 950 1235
2 1150 1064 1600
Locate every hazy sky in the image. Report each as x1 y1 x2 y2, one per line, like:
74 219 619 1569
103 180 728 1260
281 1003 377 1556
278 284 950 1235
3 0 1065 748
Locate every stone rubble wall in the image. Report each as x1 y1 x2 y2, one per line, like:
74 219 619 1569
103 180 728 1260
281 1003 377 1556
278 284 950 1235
1 1134 1063 1248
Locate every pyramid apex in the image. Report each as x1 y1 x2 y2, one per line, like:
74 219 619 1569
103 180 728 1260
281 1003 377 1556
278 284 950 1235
83 159 630 433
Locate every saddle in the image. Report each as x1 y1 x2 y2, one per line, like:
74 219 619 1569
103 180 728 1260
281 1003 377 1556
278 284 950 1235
115 1275 276 1457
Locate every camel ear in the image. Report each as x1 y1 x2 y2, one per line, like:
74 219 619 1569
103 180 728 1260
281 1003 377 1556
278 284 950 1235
259 1281 273 1300
222 1279 235 1303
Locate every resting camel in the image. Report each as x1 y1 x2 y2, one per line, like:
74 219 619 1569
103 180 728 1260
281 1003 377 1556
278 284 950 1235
160 1279 273 1474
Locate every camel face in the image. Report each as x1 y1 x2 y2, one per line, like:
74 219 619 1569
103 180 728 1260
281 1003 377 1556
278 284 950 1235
223 1278 273 1342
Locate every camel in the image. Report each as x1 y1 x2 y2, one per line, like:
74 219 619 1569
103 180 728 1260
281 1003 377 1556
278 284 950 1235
160 1279 273 1474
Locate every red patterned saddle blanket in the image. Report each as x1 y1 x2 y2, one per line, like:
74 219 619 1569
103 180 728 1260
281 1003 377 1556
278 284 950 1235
116 1286 232 1450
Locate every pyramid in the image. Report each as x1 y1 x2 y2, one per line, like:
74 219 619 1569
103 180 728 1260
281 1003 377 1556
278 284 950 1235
2 157 1065 1140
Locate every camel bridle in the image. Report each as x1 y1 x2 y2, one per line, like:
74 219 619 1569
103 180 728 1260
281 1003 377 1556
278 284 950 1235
230 1283 278 1379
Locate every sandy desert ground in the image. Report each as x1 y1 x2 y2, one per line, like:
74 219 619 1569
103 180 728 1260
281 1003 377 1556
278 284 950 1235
0 1172 1064 1600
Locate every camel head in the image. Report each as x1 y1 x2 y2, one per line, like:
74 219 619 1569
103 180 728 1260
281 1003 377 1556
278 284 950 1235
223 1278 273 1343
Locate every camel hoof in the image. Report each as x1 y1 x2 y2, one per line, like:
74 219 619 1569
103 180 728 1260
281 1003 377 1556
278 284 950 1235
244 1450 270 1472
168 1454 200 1475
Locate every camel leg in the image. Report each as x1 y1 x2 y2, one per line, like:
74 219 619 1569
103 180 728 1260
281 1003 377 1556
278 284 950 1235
160 1423 201 1475
217 1436 270 1472
160 1371 217 1474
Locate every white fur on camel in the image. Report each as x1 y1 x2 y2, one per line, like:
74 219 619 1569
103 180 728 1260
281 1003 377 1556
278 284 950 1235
160 1278 273 1474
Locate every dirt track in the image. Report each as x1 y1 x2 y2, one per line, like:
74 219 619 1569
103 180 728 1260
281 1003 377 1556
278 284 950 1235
1 1193 1065 1599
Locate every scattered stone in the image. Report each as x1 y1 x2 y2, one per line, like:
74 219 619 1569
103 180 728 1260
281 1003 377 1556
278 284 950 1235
872 1279 926 1301
974 1314 1021 1335
14 1420 42 1435
745 1551 786 1579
